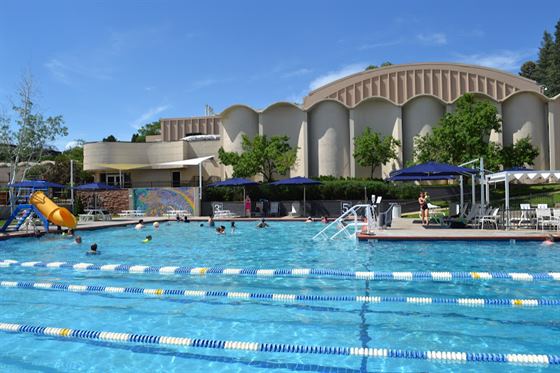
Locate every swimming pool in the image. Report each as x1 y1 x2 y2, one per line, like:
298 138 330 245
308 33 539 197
0 221 559 372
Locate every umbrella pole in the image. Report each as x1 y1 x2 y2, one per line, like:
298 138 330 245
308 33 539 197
303 186 306 216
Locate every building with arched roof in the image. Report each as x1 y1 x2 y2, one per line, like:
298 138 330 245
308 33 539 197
84 63 560 187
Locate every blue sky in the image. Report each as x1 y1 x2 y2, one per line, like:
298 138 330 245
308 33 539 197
0 0 558 150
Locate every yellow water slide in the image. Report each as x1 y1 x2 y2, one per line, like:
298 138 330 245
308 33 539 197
30 191 77 229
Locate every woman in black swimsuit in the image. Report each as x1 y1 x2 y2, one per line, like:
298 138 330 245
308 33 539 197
418 192 429 225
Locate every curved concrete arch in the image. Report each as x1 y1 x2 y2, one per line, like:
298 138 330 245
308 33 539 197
402 96 446 164
220 104 259 117
260 103 307 177
351 98 402 178
308 100 350 177
501 89 550 104
303 62 543 108
402 93 449 107
305 97 351 111
502 92 548 168
261 101 303 113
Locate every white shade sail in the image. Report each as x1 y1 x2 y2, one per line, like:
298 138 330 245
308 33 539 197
152 156 213 169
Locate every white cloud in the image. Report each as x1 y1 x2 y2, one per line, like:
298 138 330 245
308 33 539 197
309 63 366 91
64 140 82 150
130 105 170 129
456 49 536 71
416 33 447 46
358 39 403 50
282 68 312 78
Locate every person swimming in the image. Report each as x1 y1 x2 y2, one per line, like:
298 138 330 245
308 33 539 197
208 216 215 227
74 235 82 244
305 217 313 223
183 216 190 223
216 226 226 235
230 221 236 233
135 219 144 230
256 219 269 228
86 243 99 255
153 222 160 229
543 234 557 246
143 235 152 243
200 223 204 227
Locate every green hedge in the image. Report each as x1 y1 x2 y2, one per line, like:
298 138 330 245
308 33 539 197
203 179 420 202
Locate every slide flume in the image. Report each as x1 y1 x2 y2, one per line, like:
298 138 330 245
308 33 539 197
29 191 77 229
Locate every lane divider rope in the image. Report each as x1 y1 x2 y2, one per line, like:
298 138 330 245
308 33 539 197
1 259 559 282
0 322 556 365
1 279 558 308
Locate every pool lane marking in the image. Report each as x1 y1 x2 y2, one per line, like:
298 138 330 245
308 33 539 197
1 280 558 308
1 260 560 282
0 322 557 365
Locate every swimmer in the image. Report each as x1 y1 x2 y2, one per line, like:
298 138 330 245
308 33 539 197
256 218 269 228
153 221 160 229
321 216 329 224
230 221 236 233
216 226 226 235
75 235 82 244
176 215 181 222
135 219 144 230
543 234 556 246
143 235 152 243
200 223 204 227
305 217 313 223
208 216 215 227
86 243 99 255
183 216 190 223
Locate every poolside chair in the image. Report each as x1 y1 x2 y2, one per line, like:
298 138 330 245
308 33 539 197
269 202 279 217
509 203 532 228
288 202 300 217
536 208 552 231
538 204 549 209
479 208 500 230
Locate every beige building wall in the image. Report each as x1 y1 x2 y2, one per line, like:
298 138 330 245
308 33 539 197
220 106 259 179
502 92 548 169
308 101 350 177
259 103 307 177
83 141 186 171
402 96 446 164
350 98 402 178
548 96 560 169
161 116 220 142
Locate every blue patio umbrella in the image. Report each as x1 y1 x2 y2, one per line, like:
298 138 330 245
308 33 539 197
8 180 66 189
208 177 258 202
269 177 322 215
74 182 120 191
386 162 477 181
386 174 455 181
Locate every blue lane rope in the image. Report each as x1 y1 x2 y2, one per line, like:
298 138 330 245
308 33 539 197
1 259 559 282
1 280 557 308
0 322 557 365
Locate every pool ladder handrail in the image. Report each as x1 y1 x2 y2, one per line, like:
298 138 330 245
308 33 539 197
312 204 377 240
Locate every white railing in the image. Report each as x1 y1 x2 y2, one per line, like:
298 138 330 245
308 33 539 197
312 204 376 240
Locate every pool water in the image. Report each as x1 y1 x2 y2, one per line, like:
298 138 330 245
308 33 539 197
0 221 559 372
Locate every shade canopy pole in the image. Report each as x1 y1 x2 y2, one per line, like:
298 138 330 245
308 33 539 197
459 175 464 212
198 163 202 200
471 175 476 207
303 186 306 216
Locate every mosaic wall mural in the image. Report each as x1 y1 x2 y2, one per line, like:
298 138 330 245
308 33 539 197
133 187 196 216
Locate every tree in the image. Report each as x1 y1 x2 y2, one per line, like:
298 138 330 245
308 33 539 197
414 94 502 166
365 62 392 71
218 135 297 182
0 73 68 186
102 135 117 142
518 20 560 97
353 128 400 178
500 137 540 170
413 93 539 171
131 121 161 142
519 61 537 80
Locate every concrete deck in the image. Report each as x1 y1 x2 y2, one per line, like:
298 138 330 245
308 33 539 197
357 218 558 242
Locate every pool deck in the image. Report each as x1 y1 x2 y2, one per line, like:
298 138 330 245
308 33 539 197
0 216 557 242
357 218 558 242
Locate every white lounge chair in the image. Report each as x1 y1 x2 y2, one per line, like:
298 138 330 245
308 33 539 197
288 202 300 217
270 202 279 217
536 208 552 230
479 208 500 230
